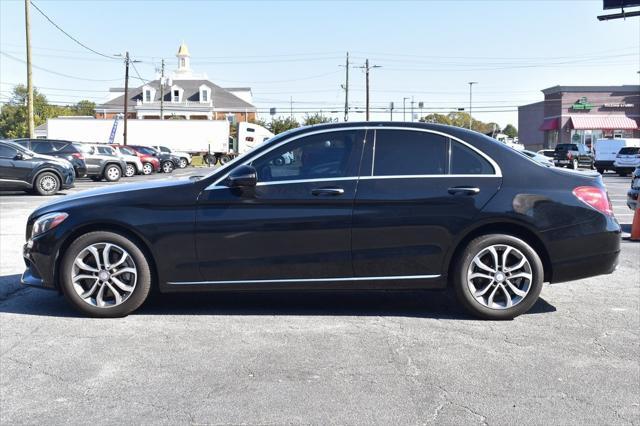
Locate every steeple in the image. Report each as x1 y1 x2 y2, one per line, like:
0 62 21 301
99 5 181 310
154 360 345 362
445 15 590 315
175 41 191 76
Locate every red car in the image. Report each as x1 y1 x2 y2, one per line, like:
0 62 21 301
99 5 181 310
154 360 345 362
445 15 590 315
112 144 159 175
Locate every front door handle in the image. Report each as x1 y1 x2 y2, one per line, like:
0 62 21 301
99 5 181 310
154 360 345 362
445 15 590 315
448 186 480 195
311 187 345 196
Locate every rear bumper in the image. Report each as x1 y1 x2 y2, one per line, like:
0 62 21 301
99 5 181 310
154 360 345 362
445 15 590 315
550 249 619 283
74 166 87 178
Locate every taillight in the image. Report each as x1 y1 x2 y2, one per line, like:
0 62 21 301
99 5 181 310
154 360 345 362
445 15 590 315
567 153 573 160
572 186 613 216
71 152 84 160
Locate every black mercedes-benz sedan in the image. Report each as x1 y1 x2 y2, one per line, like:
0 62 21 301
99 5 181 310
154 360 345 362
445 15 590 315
21 122 621 319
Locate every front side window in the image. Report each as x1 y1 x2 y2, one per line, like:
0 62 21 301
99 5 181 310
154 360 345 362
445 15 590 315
31 141 55 154
160 146 170 153
373 130 447 176
251 130 359 183
119 146 135 156
450 141 494 175
0 144 17 158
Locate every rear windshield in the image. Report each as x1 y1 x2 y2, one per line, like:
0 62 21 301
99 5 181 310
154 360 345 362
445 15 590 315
555 144 578 151
618 147 640 155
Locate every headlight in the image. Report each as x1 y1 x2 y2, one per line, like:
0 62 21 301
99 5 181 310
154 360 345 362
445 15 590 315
31 212 68 238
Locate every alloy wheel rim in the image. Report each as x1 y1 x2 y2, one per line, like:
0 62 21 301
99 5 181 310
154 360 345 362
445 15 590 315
163 163 172 172
143 163 152 174
466 244 532 310
126 164 135 177
107 167 120 180
40 175 57 192
71 243 137 308
179 159 187 168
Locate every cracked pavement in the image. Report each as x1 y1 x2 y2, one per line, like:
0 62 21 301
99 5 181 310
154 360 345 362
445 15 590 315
1 172 638 425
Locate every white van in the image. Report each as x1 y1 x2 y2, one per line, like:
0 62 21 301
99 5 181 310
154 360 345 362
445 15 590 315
594 138 640 174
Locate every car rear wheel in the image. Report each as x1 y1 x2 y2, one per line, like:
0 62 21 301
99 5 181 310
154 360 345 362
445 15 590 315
452 234 544 320
59 231 151 317
178 158 188 168
161 161 174 173
34 172 60 196
104 165 122 182
597 168 605 174
142 162 153 175
125 163 136 177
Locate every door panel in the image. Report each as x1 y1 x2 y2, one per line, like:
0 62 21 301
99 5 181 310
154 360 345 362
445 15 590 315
195 129 366 283
352 129 502 278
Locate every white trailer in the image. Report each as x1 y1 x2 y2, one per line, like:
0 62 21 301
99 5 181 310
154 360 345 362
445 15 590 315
46 117 231 156
237 121 274 154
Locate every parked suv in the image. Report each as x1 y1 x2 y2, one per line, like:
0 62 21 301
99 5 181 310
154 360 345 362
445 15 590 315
149 145 192 168
94 144 143 177
130 145 179 173
0 140 75 195
13 138 87 177
613 147 640 177
74 143 127 182
553 143 594 169
112 145 159 175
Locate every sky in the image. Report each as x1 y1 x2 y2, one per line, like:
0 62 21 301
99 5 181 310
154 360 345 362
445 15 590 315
1 0 639 128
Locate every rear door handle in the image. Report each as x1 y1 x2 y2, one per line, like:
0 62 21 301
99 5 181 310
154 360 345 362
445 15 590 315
311 187 345 196
448 186 480 195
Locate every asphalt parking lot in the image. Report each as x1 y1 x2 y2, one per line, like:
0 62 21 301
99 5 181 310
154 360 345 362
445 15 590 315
1 169 638 425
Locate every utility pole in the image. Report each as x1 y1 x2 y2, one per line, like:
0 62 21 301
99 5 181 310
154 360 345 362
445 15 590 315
24 0 34 138
389 102 394 121
410 96 415 122
359 59 381 121
468 81 477 130
123 52 130 145
403 97 409 122
160 59 165 120
340 52 349 122
290 96 293 120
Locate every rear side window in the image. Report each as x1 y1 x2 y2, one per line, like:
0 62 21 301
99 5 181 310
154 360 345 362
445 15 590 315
619 147 640 155
14 140 29 149
450 141 494 175
31 141 55 153
373 130 447 176
51 141 69 151
59 144 78 153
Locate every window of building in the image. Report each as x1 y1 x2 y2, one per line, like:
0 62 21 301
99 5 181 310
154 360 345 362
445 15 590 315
173 89 180 103
373 130 447 176
145 90 151 102
251 130 359 182
180 58 185 68
202 90 208 102
450 141 494 175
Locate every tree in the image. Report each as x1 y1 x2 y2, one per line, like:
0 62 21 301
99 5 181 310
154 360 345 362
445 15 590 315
302 113 333 126
0 85 50 138
74 100 96 116
419 113 450 125
266 116 300 134
503 124 518 138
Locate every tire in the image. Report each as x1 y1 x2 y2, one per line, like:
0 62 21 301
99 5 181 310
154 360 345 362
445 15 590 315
204 154 217 166
220 155 232 165
570 159 578 170
452 234 544 320
597 168 605 174
59 231 152 318
34 171 60 196
618 171 629 177
142 162 153 175
90 176 102 182
103 164 122 182
178 158 188 168
125 163 136 177
161 161 174 173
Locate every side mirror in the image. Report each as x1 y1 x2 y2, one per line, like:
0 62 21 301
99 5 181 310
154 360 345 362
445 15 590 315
228 165 257 187
14 152 24 160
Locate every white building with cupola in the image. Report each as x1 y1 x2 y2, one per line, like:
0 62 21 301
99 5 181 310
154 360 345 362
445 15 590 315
97 42 256 122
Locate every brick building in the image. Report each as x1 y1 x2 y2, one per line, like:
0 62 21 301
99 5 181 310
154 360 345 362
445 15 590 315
518 85 639 151
96 43 256 122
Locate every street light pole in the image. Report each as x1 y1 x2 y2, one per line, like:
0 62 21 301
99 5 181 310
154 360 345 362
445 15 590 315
468 82 477 130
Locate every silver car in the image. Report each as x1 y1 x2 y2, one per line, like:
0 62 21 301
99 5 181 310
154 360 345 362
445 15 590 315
96 145 143 177
75 143 127 182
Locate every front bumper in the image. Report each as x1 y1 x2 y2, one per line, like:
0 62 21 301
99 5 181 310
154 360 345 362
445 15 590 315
21 240 55 290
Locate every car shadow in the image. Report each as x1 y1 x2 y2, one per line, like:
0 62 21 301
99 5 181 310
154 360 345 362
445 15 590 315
0 273 556 320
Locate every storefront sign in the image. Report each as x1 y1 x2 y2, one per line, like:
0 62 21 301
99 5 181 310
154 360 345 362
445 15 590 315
571 97 594 111
602 103 634 108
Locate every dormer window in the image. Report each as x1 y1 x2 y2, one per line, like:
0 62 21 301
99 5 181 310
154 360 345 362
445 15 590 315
173 90 180 102
171 85 183 103
142 85 155 104
199 84 211 104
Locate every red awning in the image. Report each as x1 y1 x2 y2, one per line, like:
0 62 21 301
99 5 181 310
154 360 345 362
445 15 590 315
570 115 638 130
539 118 558 131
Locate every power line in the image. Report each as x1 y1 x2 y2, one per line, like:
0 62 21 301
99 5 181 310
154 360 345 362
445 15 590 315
28 0 118 60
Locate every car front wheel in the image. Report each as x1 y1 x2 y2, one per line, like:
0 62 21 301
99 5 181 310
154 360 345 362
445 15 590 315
104 165 122 182
59 231 151 317
453 234 544 320
161 161 174 173
125 163 136 177
34 171 60 196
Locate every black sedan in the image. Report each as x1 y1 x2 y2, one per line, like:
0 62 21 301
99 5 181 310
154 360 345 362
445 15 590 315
21 122 621 319
0 140 75 195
